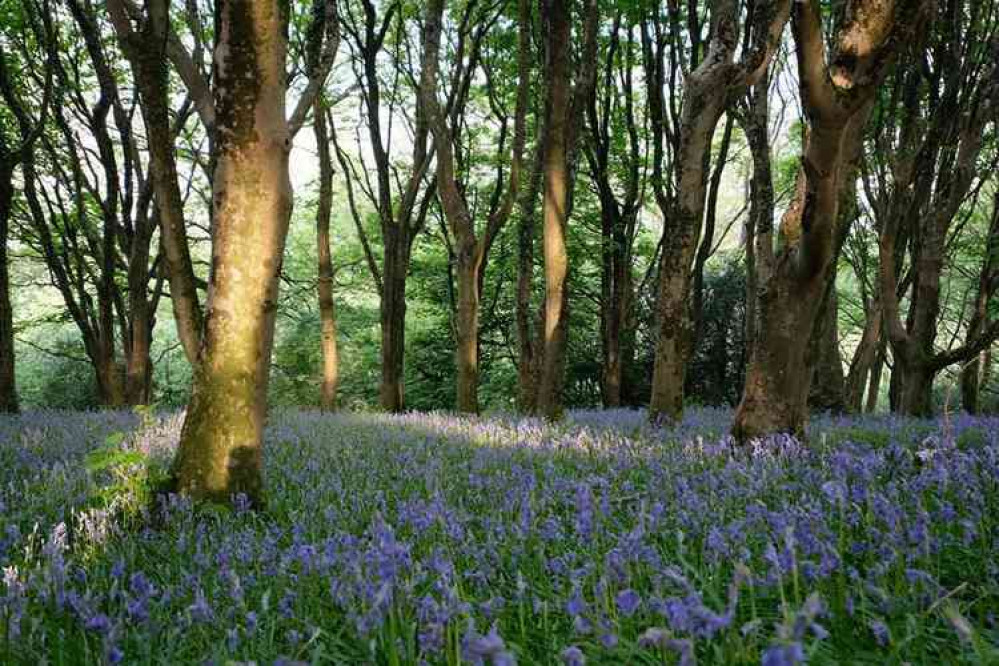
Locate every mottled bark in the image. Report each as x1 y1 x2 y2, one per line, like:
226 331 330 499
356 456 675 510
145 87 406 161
739 75 774 359
173 0 306 506
648 0 790 423
733 0 930 440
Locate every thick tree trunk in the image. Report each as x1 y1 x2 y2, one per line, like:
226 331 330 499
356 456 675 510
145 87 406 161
314 105 339 411
734 116 865 439
732 0 927 440
0 164 17 413
173 0 292 506
895 359 934 416
866 342 886 412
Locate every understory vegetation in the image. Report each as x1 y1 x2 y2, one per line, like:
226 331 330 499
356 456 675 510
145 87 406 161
2 409 997 664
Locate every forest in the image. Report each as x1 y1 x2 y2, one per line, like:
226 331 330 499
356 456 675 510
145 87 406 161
1 0 999 663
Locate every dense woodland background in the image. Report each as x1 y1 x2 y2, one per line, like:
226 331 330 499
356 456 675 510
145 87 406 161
1 0 996 421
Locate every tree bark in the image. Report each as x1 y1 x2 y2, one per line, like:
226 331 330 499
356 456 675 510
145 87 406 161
845 300 882 412
173 0 295 506
733 0 930 440
808 285 846 412
648 0 790 423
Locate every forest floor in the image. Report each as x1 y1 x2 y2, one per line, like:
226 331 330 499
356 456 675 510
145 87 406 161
1 407 998 664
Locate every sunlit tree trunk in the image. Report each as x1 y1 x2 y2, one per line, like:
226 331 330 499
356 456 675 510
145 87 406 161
173 0 293 505
534 0 597 419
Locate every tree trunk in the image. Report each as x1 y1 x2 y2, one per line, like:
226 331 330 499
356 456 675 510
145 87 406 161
314 104 339 411
534 0 574 420
380 238 408 412
0 164 17 413
895 359 934 416
455 249 480 413
108 0 203 366
648 0 790 424
733 0 927 440
845 301 882 412
516 154 542 413
961 349 987 415
866 341 885 412
808 281 845 413
173 0 292 506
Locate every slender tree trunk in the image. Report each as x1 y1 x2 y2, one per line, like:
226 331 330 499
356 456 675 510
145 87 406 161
108 0 204 366
845 301 882 412
455 249 480 413
866 341 885 412
535 0 574 420
314 104 339 411
125 232 154 405
961 349 987 415
173 0 292 506
380 238 408 412
516 155 542 413
0 164 17 413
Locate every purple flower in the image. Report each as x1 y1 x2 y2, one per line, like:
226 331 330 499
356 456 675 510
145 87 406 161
615 589 641 616
762 643 806 666
561 645 585 666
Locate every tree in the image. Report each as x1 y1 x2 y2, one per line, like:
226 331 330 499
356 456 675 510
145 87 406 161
170 0 338 505
334 0 436 413
0 0 55 414
420 0 530 413
874 1 999 416
645 0 790 423
961 187 999 413
532 0 598 420
107 0 205 367
733 0 932 440
584 15 645 408
15 1 164 406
